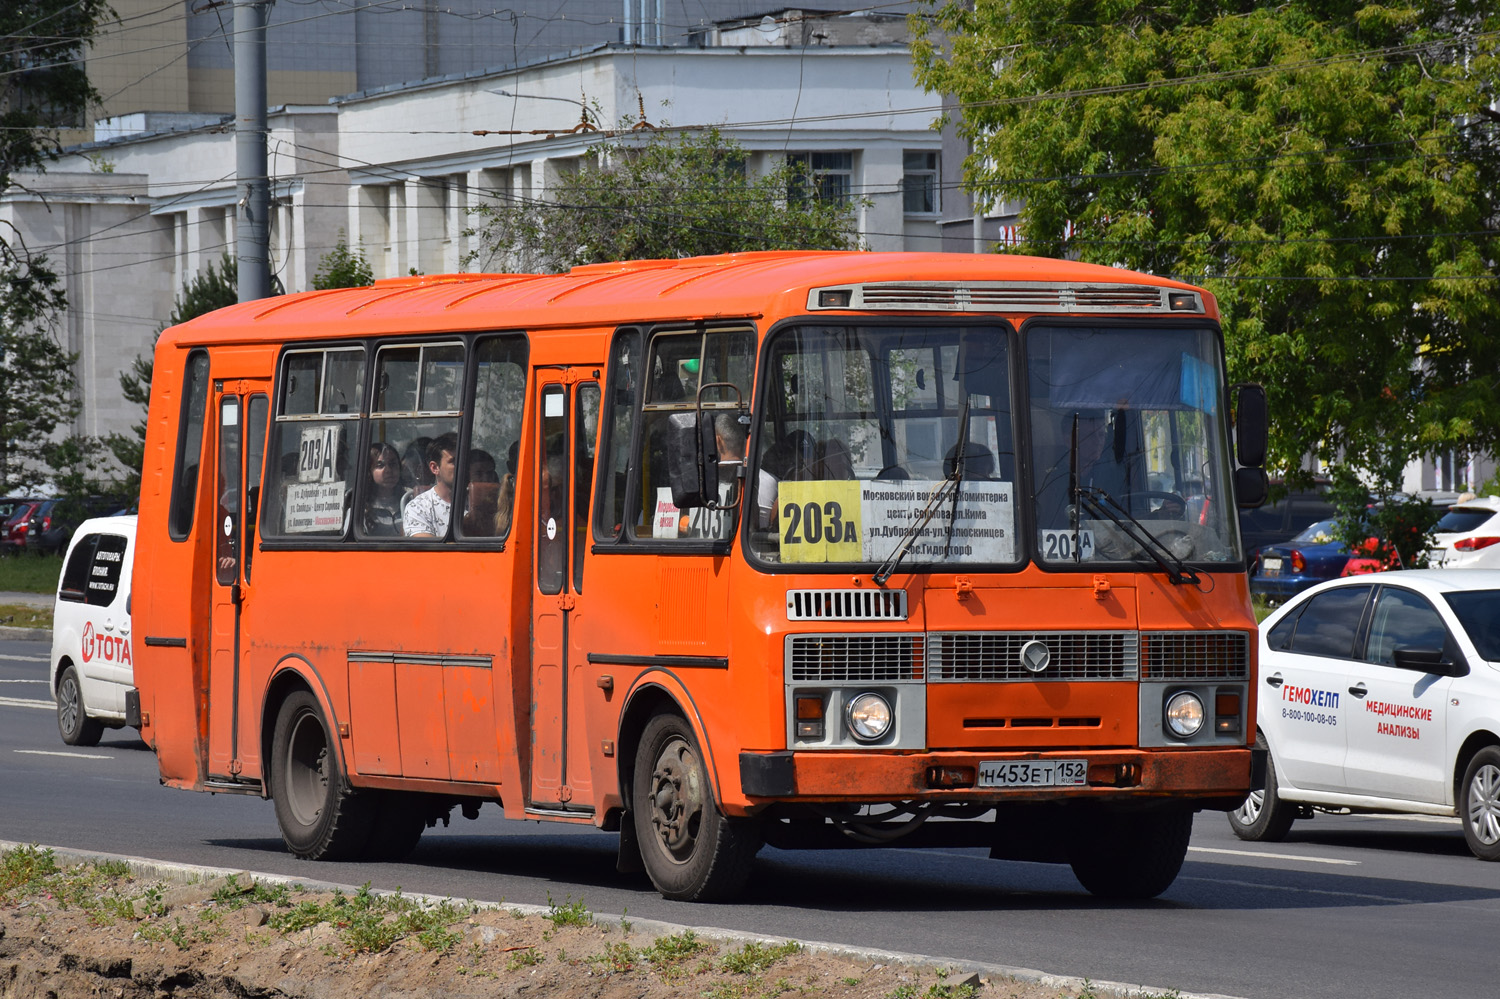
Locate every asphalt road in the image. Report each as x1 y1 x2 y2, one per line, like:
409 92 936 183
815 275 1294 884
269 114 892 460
4 635 1496 999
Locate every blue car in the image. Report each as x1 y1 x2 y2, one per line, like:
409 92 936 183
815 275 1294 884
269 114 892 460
1249 518 1366 604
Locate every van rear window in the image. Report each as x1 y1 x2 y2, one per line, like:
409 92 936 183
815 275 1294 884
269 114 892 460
59 533 128 607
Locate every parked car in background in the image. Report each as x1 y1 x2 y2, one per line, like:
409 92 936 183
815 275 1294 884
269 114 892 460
1429 495 1500 569
50 516 138 746
1237 481 1337 560
1230 570 1500 859
26 496 117 556
1249 518 1375 604
1 499 46 556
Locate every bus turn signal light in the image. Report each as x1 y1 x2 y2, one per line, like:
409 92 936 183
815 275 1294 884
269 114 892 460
1215 691 1241 734
795 695 825 740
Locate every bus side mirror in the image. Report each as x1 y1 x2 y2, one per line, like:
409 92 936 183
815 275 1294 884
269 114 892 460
1232 383 1267 467
1235 466 1268 509
666 412 718 508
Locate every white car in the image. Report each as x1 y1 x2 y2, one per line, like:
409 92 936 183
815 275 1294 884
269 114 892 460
1429 495 1500 569
50 516 137 746
1230 570 1500 858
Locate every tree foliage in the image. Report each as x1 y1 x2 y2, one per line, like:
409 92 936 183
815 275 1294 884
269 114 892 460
912 1 1500 485
2 0 114 495
466 127 864 273
105 254 246 494
313 232 375 289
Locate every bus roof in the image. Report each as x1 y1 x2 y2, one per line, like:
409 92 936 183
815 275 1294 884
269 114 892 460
161 251 1217 347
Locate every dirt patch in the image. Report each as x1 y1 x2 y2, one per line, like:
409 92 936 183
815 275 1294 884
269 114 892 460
0 846 1162 999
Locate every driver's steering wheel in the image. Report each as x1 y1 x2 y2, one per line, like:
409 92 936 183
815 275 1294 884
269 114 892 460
1114 490 1188 519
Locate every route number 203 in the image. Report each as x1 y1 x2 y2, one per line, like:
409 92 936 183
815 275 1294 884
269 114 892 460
1040 529 1096 561
783 500 859 545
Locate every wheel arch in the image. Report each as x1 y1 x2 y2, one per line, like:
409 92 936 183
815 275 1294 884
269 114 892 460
1453 729 1500 806
259 655 345 797
616 673 720 815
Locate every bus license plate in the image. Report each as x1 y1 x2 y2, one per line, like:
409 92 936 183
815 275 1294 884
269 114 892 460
978 760 1088 788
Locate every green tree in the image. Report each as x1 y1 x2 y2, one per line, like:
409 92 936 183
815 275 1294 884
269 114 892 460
104 254 244 494
911 1 1500 486
2 0 115 494
313 232 375 289
466 127 863 273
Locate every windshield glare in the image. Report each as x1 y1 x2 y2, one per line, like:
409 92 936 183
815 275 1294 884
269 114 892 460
1026 325 1241 566
748 325 1020 568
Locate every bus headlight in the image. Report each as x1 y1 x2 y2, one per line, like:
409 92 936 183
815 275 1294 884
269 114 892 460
845 692 892 742
1164 691 1205 738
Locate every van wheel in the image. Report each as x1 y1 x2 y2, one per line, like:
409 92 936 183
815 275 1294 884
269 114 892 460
1227 736 1296 842
56 666 103 747
1067 806 1193 900
632 713 759 901
270 691 374 860
1461 746 1500 861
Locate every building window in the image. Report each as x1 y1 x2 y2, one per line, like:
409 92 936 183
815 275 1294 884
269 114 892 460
902 150 939 214
788 151 853 205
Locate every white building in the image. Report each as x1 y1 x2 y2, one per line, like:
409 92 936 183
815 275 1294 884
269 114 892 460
3 10 944 447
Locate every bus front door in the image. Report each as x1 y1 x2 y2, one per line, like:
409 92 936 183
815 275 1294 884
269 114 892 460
207 380 270 784
530 372 601 811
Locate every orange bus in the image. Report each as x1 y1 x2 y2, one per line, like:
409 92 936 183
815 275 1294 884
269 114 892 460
131 251 1268 901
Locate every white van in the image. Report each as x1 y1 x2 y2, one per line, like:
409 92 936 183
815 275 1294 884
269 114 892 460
50 515 137 746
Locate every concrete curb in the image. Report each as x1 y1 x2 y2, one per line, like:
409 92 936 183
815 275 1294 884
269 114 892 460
0 840 1248 999
0 625 49 641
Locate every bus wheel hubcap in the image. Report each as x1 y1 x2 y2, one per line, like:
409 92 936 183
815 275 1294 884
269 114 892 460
650 736 704 861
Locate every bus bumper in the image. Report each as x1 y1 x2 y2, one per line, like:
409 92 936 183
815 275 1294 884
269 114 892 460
738 747 1251 805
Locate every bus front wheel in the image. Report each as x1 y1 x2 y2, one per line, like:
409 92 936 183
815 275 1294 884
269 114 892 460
270 690 374 860
632 713 759 901
1066 805 1193 900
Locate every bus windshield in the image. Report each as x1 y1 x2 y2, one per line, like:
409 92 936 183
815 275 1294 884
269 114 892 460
748 324 1022 569
1027 325 1241 566
746 322 1241 570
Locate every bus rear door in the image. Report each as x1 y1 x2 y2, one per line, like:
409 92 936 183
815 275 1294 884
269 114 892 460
530 370 601 811
207 377 271 783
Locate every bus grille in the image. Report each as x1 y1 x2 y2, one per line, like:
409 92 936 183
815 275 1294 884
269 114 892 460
1141 631 1250 679
927 631 1139 682
788 634 924 682
812 282 1194 314
786 589 908 621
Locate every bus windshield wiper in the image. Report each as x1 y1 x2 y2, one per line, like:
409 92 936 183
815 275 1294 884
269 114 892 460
1074 485 1200 586
873 475 959 586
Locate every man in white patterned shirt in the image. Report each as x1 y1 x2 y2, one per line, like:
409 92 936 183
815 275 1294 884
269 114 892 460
404 432 458 538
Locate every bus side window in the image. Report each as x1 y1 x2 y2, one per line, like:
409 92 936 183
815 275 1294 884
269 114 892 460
364 341 462 541
458 335 527 542
262 346 364 541
595 329 642 543
632 327 754 543
168 351 211 541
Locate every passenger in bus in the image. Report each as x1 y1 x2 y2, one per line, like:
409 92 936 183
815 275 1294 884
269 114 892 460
403 432 458 538
400 436 434 509
361 442 404 536
493 440 519 536
460 448 500 537
538 453 567 576
815 438 854 479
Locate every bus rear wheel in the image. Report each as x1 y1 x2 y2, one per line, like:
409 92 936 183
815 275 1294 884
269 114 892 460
270 690 374 860
1066 805 1193 900
632 713 759 901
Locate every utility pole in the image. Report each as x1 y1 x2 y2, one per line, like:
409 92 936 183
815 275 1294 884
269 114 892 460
234 0 272 301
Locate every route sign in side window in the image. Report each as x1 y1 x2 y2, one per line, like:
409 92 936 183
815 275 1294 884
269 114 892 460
1287 586 1372 659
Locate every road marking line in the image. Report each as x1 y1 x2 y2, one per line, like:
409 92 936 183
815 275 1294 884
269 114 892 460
0 678 48 683
14 750 110 760
0 654 47 663
1184 875 1428 905
0 696 53 710
1189 846 1360 866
